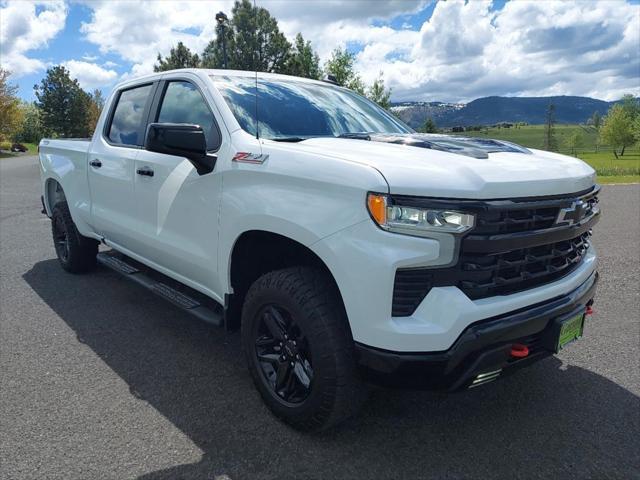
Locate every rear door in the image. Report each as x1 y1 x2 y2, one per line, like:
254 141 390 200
132 76 226 296
88 82 156 248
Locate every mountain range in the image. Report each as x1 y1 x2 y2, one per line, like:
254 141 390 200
390 96 615 129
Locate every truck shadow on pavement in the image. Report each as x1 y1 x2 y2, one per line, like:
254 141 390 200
24 259 640 480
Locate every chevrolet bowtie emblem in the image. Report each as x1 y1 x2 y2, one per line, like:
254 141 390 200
556 200 585 226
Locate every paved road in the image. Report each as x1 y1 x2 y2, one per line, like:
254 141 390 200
1 156 639 480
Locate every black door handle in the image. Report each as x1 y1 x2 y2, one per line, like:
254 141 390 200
136 167 154 177
89 159 102 168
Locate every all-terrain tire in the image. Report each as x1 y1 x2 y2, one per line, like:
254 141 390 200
241 266 368 431
51 201 99 273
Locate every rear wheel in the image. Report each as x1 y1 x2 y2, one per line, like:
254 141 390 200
51 201 98 273
241 266 367 431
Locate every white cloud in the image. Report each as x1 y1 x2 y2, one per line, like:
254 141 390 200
0 0 67 77
79 0 425 80
380 0 639 101
80 1 235 78
77 0 639 101
271 1 425 60
62 60 117 90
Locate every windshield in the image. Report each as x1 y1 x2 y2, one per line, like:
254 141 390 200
211 75 412 140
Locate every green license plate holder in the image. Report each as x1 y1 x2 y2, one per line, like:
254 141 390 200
554 312 585 352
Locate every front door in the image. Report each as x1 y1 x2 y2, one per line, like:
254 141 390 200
132 78 225 297
88 82 155 249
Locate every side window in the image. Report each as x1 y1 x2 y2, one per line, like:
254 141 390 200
157 81 220 151
107 84 153 146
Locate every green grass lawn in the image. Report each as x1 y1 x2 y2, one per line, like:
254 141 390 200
452 125 640 183
452 124 604 151
597 175 640 184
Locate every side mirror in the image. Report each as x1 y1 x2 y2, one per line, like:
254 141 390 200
144 123 215 175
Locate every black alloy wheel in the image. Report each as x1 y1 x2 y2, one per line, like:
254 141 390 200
254 304 314 404
53 213 71 263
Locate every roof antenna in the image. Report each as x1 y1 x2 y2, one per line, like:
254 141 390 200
254 0 259 140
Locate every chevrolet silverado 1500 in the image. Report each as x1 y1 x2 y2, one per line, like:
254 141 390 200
39 69 599 430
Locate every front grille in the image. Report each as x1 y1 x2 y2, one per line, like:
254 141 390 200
455 231 591 299
473 193 599 234
391 187 599 317
473 207 558 234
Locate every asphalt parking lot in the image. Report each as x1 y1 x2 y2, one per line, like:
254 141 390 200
1 155 639 480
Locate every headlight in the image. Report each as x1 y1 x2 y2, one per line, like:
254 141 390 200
367 193 475 236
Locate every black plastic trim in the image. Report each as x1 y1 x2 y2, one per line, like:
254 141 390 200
357 271 598 390
391 185 600 209
463 209 600 253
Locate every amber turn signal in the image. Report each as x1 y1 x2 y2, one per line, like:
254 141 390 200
367 193 387 225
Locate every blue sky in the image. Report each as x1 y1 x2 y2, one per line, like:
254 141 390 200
2 0 639 103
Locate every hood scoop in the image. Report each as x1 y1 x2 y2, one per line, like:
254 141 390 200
356 133 532 159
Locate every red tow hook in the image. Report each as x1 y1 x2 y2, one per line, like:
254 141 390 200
585 305 594 316
510 343 529 358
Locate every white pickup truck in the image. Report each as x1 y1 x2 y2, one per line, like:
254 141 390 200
39 69 600 430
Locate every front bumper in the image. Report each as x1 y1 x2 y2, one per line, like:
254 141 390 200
355 271 598 391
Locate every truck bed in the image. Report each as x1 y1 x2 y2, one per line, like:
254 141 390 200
40 138 91 154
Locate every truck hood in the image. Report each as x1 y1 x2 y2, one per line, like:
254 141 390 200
289 135 596 199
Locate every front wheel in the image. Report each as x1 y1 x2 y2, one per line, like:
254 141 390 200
241 267 367 431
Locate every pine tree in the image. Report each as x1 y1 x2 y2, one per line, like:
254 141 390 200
200 0 292 73
286 33 321 79
34 66 91 138
154 42 200 72
423 118 438 133
367 72 392 110
201 21 234 69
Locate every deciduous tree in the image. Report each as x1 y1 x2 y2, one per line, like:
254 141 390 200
633 115 640 144
600 104 635 157
0 69 23 142
15 102 44 144
324 47 365 94
86 89 105 135
563 131 583 156
620 93 640 120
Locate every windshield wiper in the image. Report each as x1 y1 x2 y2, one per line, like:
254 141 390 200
337 132 371 140
270 136 307 142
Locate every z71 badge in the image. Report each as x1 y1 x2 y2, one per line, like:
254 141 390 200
232 152 269 164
